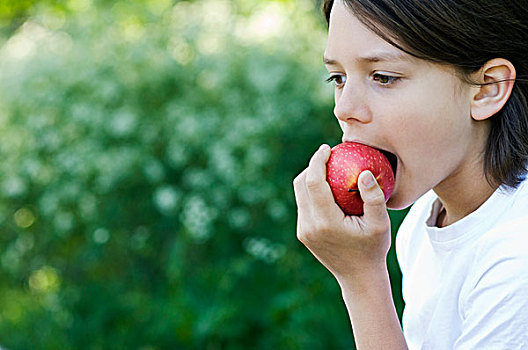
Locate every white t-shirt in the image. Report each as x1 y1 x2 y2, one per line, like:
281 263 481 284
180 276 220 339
396 179 528 349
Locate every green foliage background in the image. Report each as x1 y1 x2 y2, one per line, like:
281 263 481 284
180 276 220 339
0 0 408 348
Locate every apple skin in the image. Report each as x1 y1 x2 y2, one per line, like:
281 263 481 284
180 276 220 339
326 142 395 216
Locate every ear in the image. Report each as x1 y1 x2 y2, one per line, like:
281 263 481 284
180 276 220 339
470 58 516 121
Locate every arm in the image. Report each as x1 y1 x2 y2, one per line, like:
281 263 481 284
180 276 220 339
293 144 407 349
339 264 406 349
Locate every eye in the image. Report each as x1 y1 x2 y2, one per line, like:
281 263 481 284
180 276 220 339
372 73 400 86
325 73 347 88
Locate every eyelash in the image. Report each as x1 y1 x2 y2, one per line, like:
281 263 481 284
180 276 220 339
325 72 401 88
325 74 346 87
371 73 400 86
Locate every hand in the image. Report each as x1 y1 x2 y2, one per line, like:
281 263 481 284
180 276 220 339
293 144 392 281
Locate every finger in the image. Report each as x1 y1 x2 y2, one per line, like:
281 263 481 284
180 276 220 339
305 144 341 219
293 169 316 244
293 169 311 216
357 170 390 231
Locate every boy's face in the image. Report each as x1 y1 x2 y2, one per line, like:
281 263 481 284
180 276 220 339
324 0 488 210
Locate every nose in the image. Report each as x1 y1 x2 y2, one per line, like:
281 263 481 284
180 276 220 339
333 84 372 124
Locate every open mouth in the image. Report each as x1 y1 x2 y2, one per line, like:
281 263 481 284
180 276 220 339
379 149 398 178
342 140 398 179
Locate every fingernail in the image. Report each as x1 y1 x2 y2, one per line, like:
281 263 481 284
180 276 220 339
361 171 375 188
319 144 330 151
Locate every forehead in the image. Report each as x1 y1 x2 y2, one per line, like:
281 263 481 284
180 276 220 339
325 0 412 64
324 1 466 90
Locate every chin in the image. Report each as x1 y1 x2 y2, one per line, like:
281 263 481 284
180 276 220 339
386 191 416 211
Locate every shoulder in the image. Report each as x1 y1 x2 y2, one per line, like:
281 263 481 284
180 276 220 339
476 179 528 259
457 202 528 347
470 214 528 273
462 184 528 305
468 179 528 278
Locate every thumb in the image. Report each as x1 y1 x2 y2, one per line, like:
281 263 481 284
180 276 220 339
357 170 390 227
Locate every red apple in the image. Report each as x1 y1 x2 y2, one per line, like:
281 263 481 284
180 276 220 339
326 142 395 216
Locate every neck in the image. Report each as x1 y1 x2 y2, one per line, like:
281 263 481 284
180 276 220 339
433 160 497 228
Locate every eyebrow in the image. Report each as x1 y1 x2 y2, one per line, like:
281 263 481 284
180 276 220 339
324 51 411 65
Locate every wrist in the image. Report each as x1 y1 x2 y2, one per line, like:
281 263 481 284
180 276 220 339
336 261 390 296
335 261 406 349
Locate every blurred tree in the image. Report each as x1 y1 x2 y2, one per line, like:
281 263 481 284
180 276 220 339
0 0 66 37
0 0 407 348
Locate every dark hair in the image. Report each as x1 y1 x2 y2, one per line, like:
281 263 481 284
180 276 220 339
323 0 528 188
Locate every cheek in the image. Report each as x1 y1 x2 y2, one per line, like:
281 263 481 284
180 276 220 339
338 119 346 131
385 85 469 151
394 110 466 171
389 105 471 200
